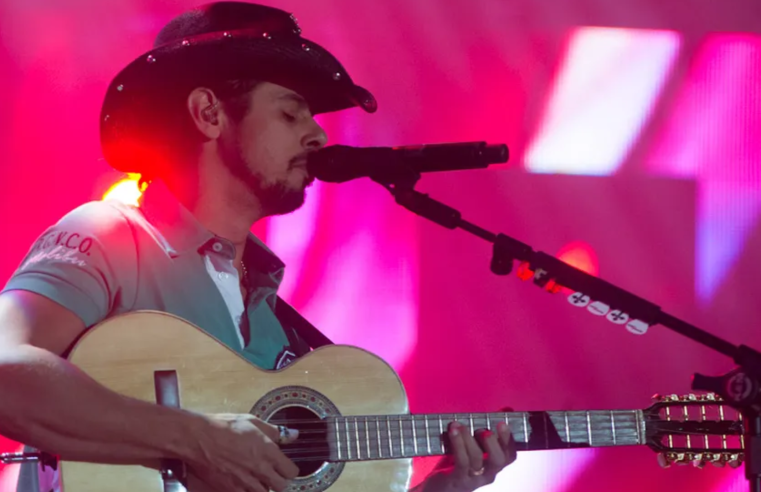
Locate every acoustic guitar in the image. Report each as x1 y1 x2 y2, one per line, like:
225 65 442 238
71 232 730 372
9 311 746 492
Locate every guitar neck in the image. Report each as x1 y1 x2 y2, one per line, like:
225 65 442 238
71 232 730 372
329 410 645 462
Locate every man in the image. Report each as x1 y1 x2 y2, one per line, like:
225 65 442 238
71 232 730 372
0 3 516 492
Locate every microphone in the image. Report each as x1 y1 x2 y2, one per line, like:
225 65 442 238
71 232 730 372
307 142 509 183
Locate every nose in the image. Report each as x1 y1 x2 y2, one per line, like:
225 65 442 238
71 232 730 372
302 119 328 151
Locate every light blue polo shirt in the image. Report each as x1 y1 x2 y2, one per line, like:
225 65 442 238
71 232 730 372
3 180 307 492
3 180 303 369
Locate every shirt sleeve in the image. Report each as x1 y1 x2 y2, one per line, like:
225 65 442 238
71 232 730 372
2 201 138 328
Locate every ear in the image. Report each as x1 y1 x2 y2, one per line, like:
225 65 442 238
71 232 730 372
187 88 223 140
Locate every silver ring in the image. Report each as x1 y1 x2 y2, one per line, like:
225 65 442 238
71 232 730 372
469 466 485 476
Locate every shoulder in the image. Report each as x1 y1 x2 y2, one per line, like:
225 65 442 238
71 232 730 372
24 200 140 267
53 199 137 234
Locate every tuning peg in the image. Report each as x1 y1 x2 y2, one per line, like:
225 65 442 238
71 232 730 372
691 454 706 468
728 453 744 469
657 453 672 468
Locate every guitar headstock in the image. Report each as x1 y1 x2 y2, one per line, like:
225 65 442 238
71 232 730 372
645 393 744 468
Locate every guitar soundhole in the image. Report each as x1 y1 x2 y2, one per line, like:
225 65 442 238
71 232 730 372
272 405 328 477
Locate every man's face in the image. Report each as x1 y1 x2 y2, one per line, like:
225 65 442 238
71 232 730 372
217 82 328 216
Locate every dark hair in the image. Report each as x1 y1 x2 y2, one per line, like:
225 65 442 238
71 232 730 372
138 78 261 183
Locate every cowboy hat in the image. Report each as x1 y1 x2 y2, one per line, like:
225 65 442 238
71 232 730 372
99 1 377 173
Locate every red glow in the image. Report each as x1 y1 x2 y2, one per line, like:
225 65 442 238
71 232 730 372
557 240 600 277
102 175 143 206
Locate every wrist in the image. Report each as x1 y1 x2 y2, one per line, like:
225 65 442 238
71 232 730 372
131 402 214 465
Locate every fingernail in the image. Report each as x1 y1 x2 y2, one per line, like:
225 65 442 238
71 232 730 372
280 426 299 443
482 429 493 438
497 422 509 432
449 423 460 436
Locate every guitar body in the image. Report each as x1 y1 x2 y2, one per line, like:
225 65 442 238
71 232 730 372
62 311 412 492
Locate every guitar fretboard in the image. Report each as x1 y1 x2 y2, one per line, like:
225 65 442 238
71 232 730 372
328 411 644 462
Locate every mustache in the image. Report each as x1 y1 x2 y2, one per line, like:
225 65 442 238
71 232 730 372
289 152 310 168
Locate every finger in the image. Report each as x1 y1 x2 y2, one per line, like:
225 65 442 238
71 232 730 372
460 426 486 474
497 422 517 465
253 419 299 445
267 442 300 480
477 429 506 472
447 422 472 478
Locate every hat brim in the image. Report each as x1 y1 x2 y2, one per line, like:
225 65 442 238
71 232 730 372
100 28 376 173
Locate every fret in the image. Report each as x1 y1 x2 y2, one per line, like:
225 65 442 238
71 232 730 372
610 411 617 445
355 417 361 460
586 411 592 445
701 404 709 449
469 414 474 434
399 416 405 457
376 416 383 458
345 418 352 460
564 412 570 443
335 419 342 461
412 416 418 456
486 415 492 431
386 416 392 457
365 418 371 459
522 413 528 443
425 418 432 454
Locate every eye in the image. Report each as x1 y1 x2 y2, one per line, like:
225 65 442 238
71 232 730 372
282 112 297 122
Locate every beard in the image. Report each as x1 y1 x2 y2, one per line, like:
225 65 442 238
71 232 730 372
220 137 308 217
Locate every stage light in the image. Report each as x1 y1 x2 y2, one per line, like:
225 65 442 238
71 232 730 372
557 240 599 276
102 175 143 206
526 27 681 175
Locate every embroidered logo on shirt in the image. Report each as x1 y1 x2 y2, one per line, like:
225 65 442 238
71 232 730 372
21 231 95 270
22 245 87 269
30 230 94 256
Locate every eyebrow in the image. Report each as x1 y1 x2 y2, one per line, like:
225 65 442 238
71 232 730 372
278 93 309 111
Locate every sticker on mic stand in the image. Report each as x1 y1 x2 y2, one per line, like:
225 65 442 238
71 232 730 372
626 319 649 335
588 301 610 316
606 310 629 325
568 292 591 307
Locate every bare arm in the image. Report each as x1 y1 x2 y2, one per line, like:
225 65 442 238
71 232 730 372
0 290 209 465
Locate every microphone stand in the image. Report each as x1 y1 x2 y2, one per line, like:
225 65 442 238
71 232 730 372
372 170 761 492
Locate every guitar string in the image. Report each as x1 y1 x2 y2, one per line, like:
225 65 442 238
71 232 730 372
264 414 739 426
264 415 634 426
274 427 737 441
264 419 738 438
275 441 744 463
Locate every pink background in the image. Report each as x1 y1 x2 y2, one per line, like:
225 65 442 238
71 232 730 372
1 0 760 491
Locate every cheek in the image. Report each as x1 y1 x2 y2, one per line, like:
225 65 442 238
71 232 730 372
237 116 300 177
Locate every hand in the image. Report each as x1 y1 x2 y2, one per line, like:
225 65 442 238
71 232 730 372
419 421 516 492
186 413 300 492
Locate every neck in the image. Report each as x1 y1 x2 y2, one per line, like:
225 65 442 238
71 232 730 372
324 410 644 462
162 165 264 264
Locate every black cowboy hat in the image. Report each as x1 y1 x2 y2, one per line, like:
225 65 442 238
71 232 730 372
99 1 377 173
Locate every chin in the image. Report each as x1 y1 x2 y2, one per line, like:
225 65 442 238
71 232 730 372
269 189 307 216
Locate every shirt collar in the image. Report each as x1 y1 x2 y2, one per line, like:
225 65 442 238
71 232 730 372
139 180 285 277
